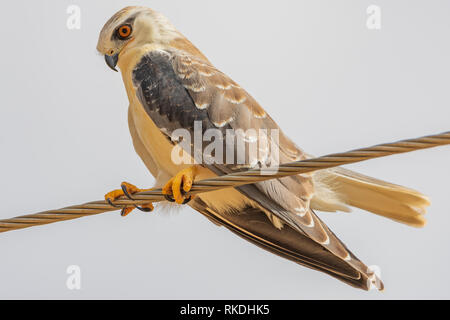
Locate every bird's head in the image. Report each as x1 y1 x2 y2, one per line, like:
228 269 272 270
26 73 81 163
97 6 180 72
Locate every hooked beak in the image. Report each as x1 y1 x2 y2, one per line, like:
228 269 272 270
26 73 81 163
104 53 119 72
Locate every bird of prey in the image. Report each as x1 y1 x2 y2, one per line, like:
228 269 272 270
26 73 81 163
97 6 430 291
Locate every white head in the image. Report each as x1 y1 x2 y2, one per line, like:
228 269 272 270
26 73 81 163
97 6 180 71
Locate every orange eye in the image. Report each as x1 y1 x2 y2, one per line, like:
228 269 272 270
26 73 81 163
117 24 132 39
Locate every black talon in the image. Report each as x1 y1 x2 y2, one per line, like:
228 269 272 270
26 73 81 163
164 194 191 204
121 184 134 200
164 194 176 202
120 184 152 212
182 196 192 204
120 208 128 216
107 198 121 208
134 205 153 212
163 180 192 204
179 181 192 204
180 183 186 196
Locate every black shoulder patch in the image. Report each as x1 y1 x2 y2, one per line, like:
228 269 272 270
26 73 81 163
132 51 213 134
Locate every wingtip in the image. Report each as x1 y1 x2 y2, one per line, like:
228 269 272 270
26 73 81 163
367 274 385 291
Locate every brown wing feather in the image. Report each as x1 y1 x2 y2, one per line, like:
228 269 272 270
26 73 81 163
190 197 382 291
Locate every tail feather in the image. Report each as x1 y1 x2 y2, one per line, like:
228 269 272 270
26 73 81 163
312 167 430 228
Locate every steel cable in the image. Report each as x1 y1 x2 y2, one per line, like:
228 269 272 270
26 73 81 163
0 131 448 234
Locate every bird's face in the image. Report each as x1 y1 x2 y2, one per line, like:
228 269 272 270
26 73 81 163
97 6 179 72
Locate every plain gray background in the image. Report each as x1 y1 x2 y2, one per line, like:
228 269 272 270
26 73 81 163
0 0 449 299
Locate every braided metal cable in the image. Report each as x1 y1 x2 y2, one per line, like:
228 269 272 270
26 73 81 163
1 131 449 234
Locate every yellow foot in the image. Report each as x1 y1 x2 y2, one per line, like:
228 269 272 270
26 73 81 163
162 166 198 205
105 182 155 217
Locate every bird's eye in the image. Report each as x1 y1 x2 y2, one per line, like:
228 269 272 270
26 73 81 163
117 24 132 40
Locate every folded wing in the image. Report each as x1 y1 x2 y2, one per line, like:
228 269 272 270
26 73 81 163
131 48 382 290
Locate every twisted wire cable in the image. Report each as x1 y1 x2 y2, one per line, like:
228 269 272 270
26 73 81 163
1 131 449 234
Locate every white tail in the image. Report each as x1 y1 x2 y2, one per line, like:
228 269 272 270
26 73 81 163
311 167 430 227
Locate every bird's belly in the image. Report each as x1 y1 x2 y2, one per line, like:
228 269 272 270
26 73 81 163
129 100 188 183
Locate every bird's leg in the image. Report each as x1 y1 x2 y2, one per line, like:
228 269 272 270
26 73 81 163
104 182 155 217
162 166 199 205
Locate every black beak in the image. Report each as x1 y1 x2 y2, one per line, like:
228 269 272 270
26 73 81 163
104 53 119 72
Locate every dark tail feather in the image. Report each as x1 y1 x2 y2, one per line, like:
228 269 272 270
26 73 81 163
190 198 383 291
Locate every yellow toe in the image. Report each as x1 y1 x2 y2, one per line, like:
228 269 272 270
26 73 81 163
162 166 198 205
